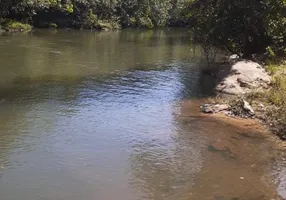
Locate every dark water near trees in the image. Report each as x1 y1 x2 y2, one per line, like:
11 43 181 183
0 29 284 200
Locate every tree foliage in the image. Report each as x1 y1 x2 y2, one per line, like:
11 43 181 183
2 0 284 59
186 0 286 57
0 0 191 29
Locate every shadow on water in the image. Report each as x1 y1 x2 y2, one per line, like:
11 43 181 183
0 29 192 88
195 62 232 96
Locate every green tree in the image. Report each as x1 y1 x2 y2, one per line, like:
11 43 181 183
186 0 286 57
0 0 191 30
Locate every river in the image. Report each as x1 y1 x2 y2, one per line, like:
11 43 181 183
0 29 285 200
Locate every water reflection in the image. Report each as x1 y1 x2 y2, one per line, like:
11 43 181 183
0 28 202 198
0 29 191 88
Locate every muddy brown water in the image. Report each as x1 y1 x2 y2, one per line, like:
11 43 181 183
0 29 285 200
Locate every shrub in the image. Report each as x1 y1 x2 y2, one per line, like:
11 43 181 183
2 20 32 32
48 22 58 29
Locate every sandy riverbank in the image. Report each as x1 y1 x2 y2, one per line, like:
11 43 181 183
179 99 286 199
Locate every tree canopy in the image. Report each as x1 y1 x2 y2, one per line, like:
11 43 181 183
186 0 286 57
1 0 285 58
0 0 190 29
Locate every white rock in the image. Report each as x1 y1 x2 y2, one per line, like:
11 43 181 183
229 54 240 60
243 100 255 115
216 60 271 95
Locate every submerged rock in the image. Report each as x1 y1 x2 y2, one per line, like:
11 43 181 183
216 60 271 95
208 139 236 159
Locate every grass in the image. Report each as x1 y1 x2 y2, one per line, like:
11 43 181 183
266 61 286 105
257 61 286 140
241 61 286 140
268 76 286 105
266 63 281 75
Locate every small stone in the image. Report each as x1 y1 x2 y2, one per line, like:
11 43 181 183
240 177 245 180
201 104 213 113
229 54 239 60
243 100 255 115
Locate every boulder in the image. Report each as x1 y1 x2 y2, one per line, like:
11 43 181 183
216 60 271 95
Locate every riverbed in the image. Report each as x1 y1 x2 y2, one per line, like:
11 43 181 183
0 29 285 200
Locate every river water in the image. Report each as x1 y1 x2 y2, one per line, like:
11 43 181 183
0 29 284 200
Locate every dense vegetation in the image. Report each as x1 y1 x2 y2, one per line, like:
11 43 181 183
0 0 190 30
1 0 285 58
0 0 284 57
186 0 286 58
183 0 286 139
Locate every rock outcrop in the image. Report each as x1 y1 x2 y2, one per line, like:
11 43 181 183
215 60 271 95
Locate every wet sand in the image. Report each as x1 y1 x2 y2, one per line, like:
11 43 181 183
179 100 285 200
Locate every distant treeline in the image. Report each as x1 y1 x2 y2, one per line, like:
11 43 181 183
0 0 192 29
1 0 285 58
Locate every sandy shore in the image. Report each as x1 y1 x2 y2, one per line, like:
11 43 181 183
178 99 285 200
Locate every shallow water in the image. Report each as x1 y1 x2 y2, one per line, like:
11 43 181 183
0 29 284 200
